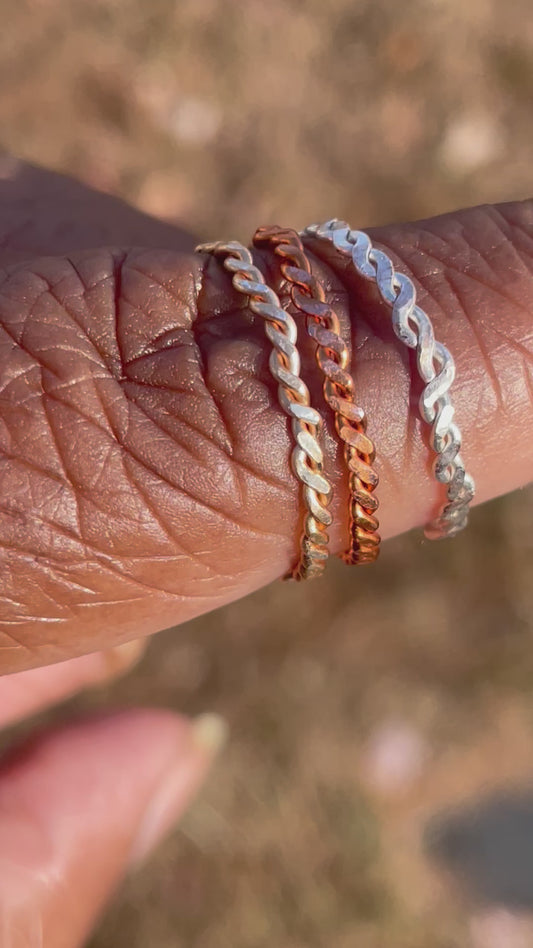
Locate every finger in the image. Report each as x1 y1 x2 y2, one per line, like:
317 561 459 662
0 709 226 948
303 201 533 534
0 640 145 728
0 199 532 672
0 156 197 266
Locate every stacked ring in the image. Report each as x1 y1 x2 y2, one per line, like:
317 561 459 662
196 238 333 580
196 216 475 580
303 220 475 538
253 225 380 564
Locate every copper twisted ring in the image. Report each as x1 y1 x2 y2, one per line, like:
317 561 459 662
253 225 380 564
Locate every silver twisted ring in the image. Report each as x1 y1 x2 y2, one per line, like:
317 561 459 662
196 239 333 578
304 220 475 538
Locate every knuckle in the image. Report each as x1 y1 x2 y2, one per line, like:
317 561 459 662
0 249 292 638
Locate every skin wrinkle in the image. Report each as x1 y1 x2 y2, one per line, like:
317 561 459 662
0 248 296 640
112 252 127 379
193 259 289 501
0 358 39 398
0 296 105 428
117 253 197 363
117 261 252 504
30 271 113 374
10 389 267 562
523 363 533 414
127 324 194 362
505 221 533 260
124 362 283 502
126 261 192 320
0 595 26 608
122 258 238 469
66 262 119 298
18 269 120 395
41 378 77 489
121 430 286 543
125 379 227 448
122 258 292 496
1 201 533 668
125 409 243 527
0 506 139 562
493 329 533 365
439 269 506 412
92 373 132 448
36 403 99 542
67 254 124 377
3 542 200 606
118 401 262 528
120 376 204 395
378 234 533 461
30 332 274 552
5 385 128 543
190 314 234 456
7 372 114 411
121 460 230 580
15 578 79 620
380 211 533 308
488 204 533 256
29 571 99 599
404 237 531 314
122 378 223 470
1 599 146 622
0 306 56 380
84 440 119 495
1 491 119 557
0 627 36 651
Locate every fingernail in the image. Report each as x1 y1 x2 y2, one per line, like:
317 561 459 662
129 713 228 867
100 638 147 680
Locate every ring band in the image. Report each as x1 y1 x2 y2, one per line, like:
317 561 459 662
303 220 475 538
196 239 333 579
254 225 380 564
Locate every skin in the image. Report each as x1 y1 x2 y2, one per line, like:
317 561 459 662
0 158 532 945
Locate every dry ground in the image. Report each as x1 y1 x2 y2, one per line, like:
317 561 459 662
2 1 533 946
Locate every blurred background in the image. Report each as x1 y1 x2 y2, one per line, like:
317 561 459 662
3 0 533 945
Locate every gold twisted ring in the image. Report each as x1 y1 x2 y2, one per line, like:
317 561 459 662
196 239 333 580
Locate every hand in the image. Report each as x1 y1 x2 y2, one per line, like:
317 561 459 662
0 664 225 946
0 158 531 944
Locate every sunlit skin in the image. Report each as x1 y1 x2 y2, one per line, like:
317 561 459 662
1 176 532 672
0 161 532 944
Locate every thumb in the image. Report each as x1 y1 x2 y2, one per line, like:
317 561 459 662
0 710 226 948
0 200 532 671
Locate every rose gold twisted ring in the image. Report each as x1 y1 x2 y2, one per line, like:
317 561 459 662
254 226 380 564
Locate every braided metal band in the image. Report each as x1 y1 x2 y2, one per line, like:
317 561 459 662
254 225 380 565
303 220 475 538
196 239 333 579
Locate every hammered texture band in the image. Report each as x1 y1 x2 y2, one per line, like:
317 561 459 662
196 239 333 580
303 220 475 538
254 225 380 564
